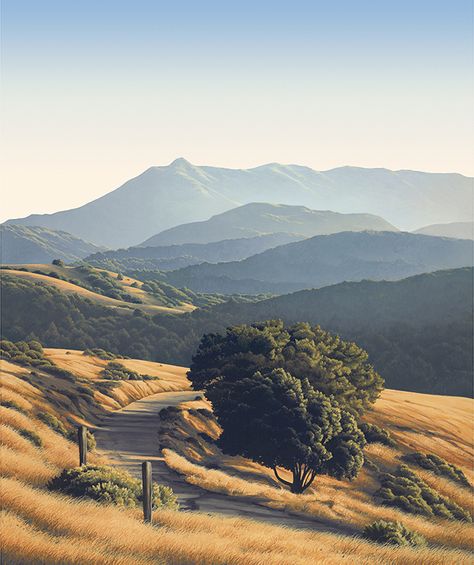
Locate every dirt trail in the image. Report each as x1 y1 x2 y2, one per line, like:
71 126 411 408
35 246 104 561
95 391 349 532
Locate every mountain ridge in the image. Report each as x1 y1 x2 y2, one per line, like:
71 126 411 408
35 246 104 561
5 159 472 247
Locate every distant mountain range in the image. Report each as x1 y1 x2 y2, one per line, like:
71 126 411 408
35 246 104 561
141 202 397 246
1 225 103 264
4 158 472 247
161 231 474 294
414 221 474 240
85 232 302 272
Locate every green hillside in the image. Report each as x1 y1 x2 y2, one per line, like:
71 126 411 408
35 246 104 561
1 268 472 397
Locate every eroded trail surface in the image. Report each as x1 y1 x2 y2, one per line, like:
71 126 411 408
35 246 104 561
95 391 349 533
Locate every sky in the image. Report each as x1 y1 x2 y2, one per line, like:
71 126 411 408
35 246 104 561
1 0 473 222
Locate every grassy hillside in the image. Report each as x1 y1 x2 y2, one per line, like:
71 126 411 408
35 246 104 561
1 268 472 396
1 224 104 264
158 388 473 558
161 231 474 294
142 202 397 246
1 346 472 563
0 263 224 313
85 232 302 272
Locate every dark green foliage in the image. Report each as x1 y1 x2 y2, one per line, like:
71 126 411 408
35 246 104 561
18 428 43 447
52 259 65 266
360 423 396 447
37 412 69 436
402 452 470 488
376 465 472 522
83 348 125 360
363 520 426 547
189 320 383 416
0 339 75 380
208 368 366 493
48 465 178 509
100 361 156 381
2 268 472 397
0 399 27 414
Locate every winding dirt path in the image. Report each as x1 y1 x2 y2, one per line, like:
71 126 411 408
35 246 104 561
94 391 349 532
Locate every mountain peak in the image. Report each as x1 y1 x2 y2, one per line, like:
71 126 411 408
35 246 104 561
168 157 193 168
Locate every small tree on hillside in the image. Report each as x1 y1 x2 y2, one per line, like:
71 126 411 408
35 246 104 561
208 368 366 493
52 259 64 266
188 320 383 416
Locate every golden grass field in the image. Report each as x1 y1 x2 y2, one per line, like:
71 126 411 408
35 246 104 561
4 265 195 314
1 349 473 564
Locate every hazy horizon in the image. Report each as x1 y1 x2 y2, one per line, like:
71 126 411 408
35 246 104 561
2 0 473 222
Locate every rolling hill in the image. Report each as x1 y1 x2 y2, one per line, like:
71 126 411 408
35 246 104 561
4 159 472 247
1 224 104 264
0 263 222 314
1 267 472 397
84 232 302 272
161 231 474 294
141 202 398 246
2 346 471 563
414 222 474 240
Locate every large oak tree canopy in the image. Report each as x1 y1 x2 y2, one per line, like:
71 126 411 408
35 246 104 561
188 320 383 416
209 368 367 493
188 320 379 493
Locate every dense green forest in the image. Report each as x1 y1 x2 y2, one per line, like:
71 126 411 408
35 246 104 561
1 268 472 397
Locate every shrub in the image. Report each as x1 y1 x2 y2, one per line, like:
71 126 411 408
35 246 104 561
376 465 472 522
18 428 43 447
360 423 396 447
52 259 64 266
402 452 470 487
48 465 178 509
0 399 27 414
363 520 426 547
101 361 155 381
37 412 68 436
83 348 120 360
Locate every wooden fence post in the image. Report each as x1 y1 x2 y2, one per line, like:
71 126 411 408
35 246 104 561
78 426 87 466
142 461 152 523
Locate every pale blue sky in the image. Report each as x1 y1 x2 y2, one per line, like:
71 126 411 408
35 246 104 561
1 0 473 221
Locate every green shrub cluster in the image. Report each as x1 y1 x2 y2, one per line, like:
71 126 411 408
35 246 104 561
363 520 426 547
48 465 178 510
402 452 470 488
360 423 396 447
37 412 96 450
0 339 75 381
18 428 43 447
377 465 472 522
83 348 125 360
101 361 155 381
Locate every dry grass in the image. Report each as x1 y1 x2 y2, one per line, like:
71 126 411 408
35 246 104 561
1 477 471 565
2 352 473 563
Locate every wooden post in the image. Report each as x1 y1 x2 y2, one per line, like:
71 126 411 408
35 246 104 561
78 426 87 466
142 461 152 523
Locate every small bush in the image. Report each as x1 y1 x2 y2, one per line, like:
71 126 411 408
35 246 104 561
0 399 27 414
37 412 68 437
18 428 43 447
48 465 178 509
360 423 396 447
363 520 426 547
101 361 155 381
402 452 470 488
376 465 472 522
83 348 120 360
52 259 64 266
